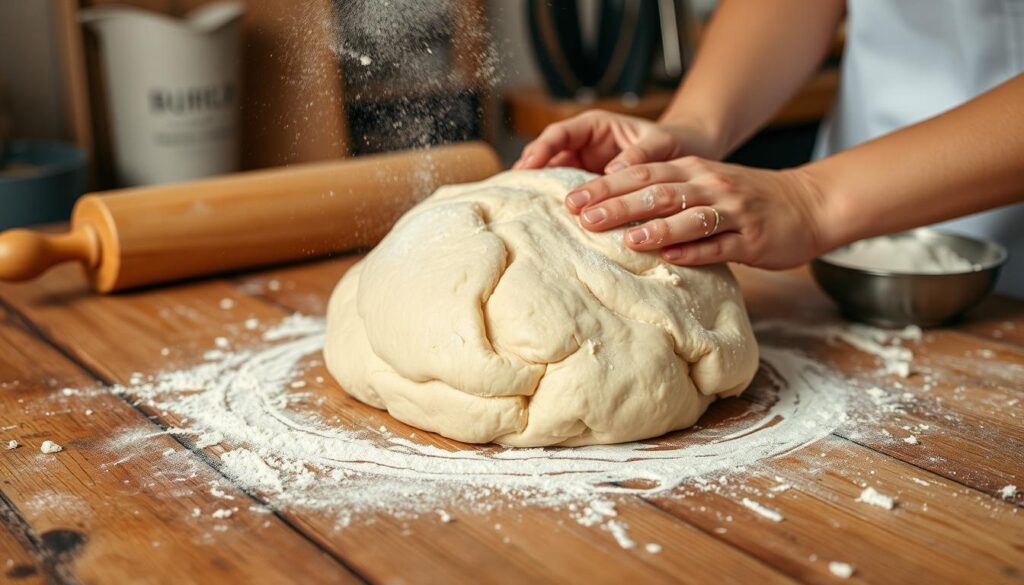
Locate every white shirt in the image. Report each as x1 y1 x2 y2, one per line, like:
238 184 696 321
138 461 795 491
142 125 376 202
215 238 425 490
815 0 1024 297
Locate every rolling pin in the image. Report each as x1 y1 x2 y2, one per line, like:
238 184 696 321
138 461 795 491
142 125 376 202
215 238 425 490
0 142 501 292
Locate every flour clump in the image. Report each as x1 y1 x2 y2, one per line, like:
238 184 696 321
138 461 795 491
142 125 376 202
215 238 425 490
324 169 759 446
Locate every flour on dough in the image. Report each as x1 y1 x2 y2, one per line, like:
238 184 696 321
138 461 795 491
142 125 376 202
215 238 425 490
324 169 759 447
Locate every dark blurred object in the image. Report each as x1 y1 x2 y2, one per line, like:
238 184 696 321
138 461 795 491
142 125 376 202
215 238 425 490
332 0 492 155
0 78 9 162
527 0 690 99
0 141 87 229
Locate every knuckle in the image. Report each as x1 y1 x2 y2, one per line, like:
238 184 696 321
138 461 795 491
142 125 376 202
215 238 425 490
588 179 609 200
704 173 733 190
724 196 751 218
540 124 567 141
651 184 676 210
648 218 671 244
743 225 767 262
706 238 723 259
628 164 652 182
609 197 630 220
679 155 707 170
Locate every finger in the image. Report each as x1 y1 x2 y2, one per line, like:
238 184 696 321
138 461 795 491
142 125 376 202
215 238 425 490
624 206 731 250
661 233 748 266
565 163 690 212
604 132 677 173
512 114 599 169
578 182 706 231
547 150 582 168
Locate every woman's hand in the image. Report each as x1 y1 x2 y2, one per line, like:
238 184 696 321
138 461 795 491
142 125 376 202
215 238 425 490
565 157 831 269
512 111 722 173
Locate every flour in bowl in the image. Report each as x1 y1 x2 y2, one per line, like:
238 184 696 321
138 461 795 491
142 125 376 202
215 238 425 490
824 234 977 274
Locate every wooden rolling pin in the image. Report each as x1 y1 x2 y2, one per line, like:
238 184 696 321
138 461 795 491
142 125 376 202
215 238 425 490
0 142 501 292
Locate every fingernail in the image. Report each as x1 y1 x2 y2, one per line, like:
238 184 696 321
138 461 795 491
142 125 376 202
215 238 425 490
566 190 591 208
606 161 628 173
663 249 683 262
628 227 649 244
582 207 607 223
518 155 535 168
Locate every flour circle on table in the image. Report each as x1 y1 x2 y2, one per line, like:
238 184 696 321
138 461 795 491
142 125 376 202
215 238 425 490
111 314 847 523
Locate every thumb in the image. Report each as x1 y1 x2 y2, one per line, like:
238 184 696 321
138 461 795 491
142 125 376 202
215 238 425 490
604 133 676 173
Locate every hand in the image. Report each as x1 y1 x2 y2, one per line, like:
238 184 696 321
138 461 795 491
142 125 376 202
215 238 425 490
565 157 830 269
512 110 721 174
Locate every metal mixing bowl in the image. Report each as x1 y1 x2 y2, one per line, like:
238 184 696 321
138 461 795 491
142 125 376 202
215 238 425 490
811 229 1007 328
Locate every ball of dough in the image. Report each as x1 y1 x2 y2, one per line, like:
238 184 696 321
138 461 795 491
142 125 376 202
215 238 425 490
324 168 759 447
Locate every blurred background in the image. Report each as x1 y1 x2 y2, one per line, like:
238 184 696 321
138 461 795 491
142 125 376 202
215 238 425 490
0 0 841 229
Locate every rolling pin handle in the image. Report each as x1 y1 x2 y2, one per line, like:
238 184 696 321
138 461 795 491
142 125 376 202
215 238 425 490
0 225 100 282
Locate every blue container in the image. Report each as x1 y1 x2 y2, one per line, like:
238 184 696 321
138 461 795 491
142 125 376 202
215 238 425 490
0 140 87 229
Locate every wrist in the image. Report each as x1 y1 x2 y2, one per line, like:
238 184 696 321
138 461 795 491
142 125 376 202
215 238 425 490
657 109 728 161
784 164 845 257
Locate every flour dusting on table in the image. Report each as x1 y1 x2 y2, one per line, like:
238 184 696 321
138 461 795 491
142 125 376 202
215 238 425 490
71 313 855 543
25 311 1016 550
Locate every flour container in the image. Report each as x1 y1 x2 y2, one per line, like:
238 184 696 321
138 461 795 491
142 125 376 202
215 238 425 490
80 2 244 186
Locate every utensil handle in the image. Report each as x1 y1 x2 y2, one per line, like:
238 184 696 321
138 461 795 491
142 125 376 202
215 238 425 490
0 226 99 282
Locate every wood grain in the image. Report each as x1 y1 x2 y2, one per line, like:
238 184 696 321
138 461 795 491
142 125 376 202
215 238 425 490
0 513 45 585
0 304 360 584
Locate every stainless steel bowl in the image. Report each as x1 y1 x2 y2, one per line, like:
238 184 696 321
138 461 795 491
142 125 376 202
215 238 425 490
811 229 1007 328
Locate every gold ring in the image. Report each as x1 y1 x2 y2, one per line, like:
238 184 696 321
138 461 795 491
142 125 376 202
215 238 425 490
708 207 721 236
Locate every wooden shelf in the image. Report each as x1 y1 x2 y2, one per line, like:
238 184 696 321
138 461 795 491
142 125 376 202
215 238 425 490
504 68 839 140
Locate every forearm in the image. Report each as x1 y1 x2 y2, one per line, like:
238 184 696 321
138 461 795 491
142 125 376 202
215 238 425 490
660 0 845 159
803 73 1024 251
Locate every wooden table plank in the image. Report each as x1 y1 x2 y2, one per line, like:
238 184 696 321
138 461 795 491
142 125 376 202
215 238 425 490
0 265 794 584
651 435 1023 585
0 304 361 584
0 512 46 585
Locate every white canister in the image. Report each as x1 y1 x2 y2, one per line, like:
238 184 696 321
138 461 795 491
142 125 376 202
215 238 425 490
80 2 244 186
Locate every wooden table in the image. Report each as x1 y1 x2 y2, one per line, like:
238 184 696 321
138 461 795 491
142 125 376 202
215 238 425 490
0 253 1021 584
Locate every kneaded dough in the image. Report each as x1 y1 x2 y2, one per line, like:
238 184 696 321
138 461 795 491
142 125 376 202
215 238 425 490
324 168 759 447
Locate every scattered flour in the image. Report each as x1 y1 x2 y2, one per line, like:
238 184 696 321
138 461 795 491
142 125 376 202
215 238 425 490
741 498 784 522
43 310 992 546
828 561 855 579
604 520 636 549
6 440 17 450
644 543 662 554
95 314 848 532
756 320 921 378
999 485 1018 500
824 234 977 274
856 487 895 510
